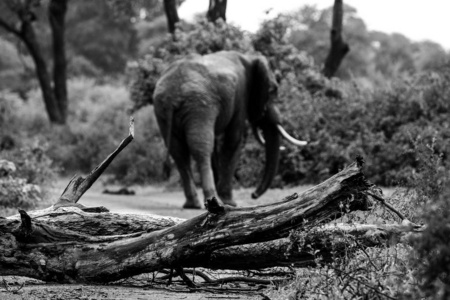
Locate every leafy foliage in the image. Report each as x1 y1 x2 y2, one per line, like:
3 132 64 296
244 16 450 188
65 0 140 74
277 4 449 82
0 143 56 216
1 78 165 185
404 139 450 297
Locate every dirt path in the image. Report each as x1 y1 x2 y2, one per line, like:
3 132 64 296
55 178 309 219
1 281 266 300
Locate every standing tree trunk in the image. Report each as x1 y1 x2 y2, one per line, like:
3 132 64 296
20 19 64 124
48 0 68 122
207 0 227 22
323 0 350 78
0 0 68 124
163 0 180 35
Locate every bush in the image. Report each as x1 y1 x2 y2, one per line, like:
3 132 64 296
1 141 56 188
404 138 450 297
267 245 417 300
268 137 450 300
1 77 165 185
0 143 56 215
412 185 450 298
44 78 166 183
0 173 43 212
248 17 450 188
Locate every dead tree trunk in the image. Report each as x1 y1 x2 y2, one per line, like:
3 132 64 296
0 120 422 284
323 0 350 78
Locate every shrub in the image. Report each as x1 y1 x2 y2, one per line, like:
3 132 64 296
269 137 450 300
1 78 165 184
0 173 43 212
404 138 450 297
268 245 417 300
107 106 166 185
411 185 450 298
0 143 56 215
42 78 166 183
1 141 56 188
251 20 450 188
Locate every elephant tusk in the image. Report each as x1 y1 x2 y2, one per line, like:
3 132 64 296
256 128 266 145
256 127 286 151
276 124 308 146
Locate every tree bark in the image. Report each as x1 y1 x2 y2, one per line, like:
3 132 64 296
0 0 67 124
20 19 65 124
207 0 227 23
1 210 421 279
322 0 350 78
48 0 68 122
163 0 180 35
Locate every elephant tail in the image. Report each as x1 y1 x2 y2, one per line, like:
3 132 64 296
162 106 173 179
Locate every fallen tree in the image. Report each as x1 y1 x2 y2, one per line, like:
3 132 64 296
0 119 423 284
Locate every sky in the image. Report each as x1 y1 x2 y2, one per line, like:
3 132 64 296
178 0 450 51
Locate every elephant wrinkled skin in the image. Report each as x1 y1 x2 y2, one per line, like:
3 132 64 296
152 51 306 209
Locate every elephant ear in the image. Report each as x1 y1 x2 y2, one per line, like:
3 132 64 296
248 56 272 125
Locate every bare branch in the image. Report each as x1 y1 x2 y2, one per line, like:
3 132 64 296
366 192 406 221
55 117 135 207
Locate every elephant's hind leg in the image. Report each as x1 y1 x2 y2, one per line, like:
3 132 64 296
216 153 240 206
169 136 201 209
185 125 220 206
215 122 243 207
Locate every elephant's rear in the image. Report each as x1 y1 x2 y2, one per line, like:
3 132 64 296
153 54 242 139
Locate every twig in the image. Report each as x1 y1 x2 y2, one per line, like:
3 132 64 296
158 268 291 286
184 269 213 282
167 268 174 285
175 267 196 288
366 192 406 221
203 276 290 286
331 267 397 300
2 278 8 291
248 269 295 277
352 238 379 271
1 278 25 294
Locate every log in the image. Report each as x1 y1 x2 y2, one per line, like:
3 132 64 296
1 207 422 276
0 120 422 284
0 162 371 282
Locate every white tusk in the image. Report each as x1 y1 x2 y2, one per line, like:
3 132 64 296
276 124 308 146
257 128 286 151
256 128 266 144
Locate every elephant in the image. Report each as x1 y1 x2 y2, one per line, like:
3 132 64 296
152 50 306 209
